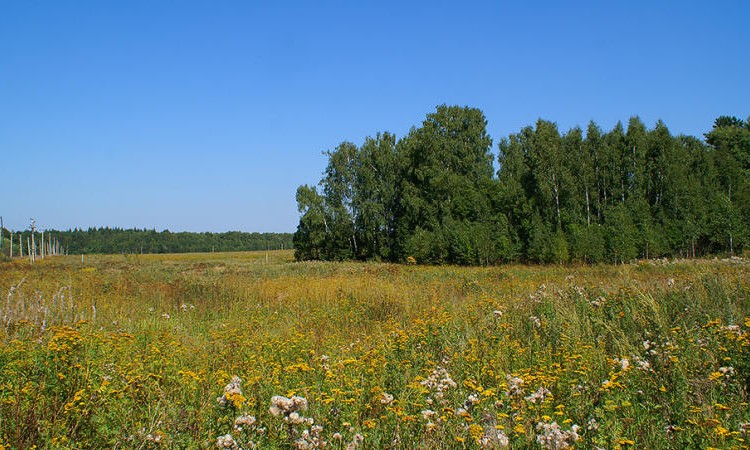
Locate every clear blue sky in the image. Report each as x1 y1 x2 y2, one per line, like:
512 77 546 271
2 1 748 233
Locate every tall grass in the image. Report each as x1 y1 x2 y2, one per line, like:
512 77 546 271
0 253 748 448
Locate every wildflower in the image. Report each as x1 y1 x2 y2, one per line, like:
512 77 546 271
420 366 457 405
217 376 245 408
145 432 162 443
506 375 524 397
633 356 651 371
294 424 327 449
667 278 675 288
493 310 503 318
478 428 509 448
332 433 343 440
270 395 308 416
346 433 364 450
535 422 580 449
587 418 598 431
287 412 306 425
161 313 171 319
614 357 630 371
529 316 542 328
216 434 239 449
234 414 256 430
740 422 750 434
421 409 437 421
380 392 394 405
525 387 551 404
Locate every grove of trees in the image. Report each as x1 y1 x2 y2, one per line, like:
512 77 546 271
294 105 750 264
0 227 293 256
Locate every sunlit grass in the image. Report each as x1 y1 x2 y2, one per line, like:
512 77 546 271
1 252 749 448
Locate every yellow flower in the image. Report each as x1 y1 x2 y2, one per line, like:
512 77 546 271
469 424 483 440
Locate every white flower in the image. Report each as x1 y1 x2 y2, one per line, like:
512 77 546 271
217 376 242 407
421 409 437 420
216 434 238 449
535 422 579 449
506 375 524 397
525 387 551 404
478 429 509 448
234 414 256 430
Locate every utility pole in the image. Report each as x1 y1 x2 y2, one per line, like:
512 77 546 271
30 218 36 264
0 216 3 255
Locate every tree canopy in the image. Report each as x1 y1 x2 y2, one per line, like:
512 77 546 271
294 106 749 264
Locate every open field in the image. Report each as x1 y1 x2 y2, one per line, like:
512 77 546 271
1 252 749 449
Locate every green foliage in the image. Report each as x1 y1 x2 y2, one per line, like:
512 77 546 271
3 227 293 256
295 108 749 264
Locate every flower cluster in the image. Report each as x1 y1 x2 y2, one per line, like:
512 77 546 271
293 424 326 449
420 365 457 405
217 376 246 408
215 434 238 449
234 414 256 431
478 428 509 449
535 422 580 449
269 395 329 449
524 387 551 404
506 375 524 397
269 395 310 423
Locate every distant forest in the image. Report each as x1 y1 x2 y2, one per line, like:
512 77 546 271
294 106 750 264
0 227 293 255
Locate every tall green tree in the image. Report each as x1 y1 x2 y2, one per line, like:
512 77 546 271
397 105 494 264
354 132 400 260
704 116 750 255
293 185 329 260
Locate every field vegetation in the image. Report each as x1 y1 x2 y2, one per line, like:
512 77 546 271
1 251 749 448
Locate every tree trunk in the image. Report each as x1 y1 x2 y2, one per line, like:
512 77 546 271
552 173 561 230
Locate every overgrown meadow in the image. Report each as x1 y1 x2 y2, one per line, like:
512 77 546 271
1 252 749 449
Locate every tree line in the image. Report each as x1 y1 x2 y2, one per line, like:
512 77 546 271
293 105 750 264
1 227 293 256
